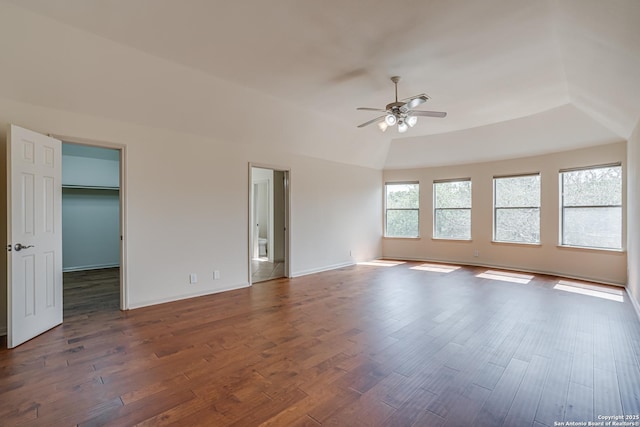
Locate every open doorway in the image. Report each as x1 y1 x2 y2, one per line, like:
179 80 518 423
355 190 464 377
60 141 125 317
4 126 127 348
249 165 289 283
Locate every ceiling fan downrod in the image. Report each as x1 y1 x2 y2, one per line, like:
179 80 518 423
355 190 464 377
391 76 400 102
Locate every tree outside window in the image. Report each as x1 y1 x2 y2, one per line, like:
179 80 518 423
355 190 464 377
385 182 419 238
561 164 622 249
434 179 471 240
494 174 540 243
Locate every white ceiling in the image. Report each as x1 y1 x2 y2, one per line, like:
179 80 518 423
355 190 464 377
3 0 640 168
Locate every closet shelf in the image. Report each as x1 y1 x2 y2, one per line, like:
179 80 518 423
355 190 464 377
62 184 119 190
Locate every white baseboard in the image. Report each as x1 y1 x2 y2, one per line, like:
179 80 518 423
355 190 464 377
291 261 354 278
627 288 640 322
63 263 120 273
127 282 250 310
128 260 355 310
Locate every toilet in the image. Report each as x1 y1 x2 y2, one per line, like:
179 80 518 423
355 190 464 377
258 238 268 257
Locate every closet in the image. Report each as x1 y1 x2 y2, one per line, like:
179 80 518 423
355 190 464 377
62 144 120 272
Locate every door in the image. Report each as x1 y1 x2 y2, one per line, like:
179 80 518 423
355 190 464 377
249 166 290 283
253 183 260 258
273 171 286 264
7 125 63 348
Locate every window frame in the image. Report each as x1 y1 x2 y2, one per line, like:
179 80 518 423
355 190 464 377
559 163 623 250
433 178 472 241
384 181 420 238
492 173 541 244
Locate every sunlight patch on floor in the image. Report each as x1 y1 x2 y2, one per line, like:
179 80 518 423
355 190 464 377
554 280 624 302
357 260 406 267
410 263 461 273
476 270 534 284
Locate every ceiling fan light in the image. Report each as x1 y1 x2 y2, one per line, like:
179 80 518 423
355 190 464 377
385 114 397 126
407 115 418 127
398 122 408 133
378 121 388 132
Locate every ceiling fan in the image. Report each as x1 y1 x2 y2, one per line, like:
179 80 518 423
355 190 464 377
356 76 447 133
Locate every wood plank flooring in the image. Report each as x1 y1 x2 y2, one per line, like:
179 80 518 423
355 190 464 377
1 262 640 426
63 268 121 316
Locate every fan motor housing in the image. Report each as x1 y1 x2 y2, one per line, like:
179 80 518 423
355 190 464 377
386 101 404 110
386 103 409 123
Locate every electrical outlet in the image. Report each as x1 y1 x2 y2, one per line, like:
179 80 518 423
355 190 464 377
213 270 220 280
189 273 198 284
473 250 479 257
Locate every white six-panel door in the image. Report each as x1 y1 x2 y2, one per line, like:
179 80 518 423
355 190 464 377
7 125 63 348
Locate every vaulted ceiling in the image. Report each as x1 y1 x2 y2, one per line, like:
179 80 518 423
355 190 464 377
2 0 639 169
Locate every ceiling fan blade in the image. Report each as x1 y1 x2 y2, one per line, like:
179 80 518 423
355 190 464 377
402 92 428 100
402 94 429 109
357 107 388 112
357 115 386 128
409 110 447 118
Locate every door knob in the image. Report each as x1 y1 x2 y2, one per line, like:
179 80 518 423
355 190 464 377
14 243 34 251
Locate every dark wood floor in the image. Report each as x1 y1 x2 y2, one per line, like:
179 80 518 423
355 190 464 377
1 262 639 426
63 268 121 316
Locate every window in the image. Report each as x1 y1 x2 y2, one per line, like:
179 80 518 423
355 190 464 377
434 179 471 239
493 174 540 243
385 182 419 238
560 164 622 249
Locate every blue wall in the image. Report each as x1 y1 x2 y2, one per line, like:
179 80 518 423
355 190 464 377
62 144 120 271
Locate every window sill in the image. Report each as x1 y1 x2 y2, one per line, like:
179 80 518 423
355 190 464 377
431 238 472 242
492 241 542 247
557 244 625 254
383 236 421 240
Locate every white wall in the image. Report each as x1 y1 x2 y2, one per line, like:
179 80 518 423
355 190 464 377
0 97 382 312
0 2 390 171
291 155 382 276
0 2 383 321
383 142 628 285
627 119 640 313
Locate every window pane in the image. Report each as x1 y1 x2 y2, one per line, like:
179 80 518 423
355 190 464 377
387 209 419 237
386 183 419 209
495 208 540 243
385 182 419 238
562 166 622 206
563 207 622 249
434 209 471 239
434 181 471 208
494 175 540 244
495 175 540 207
